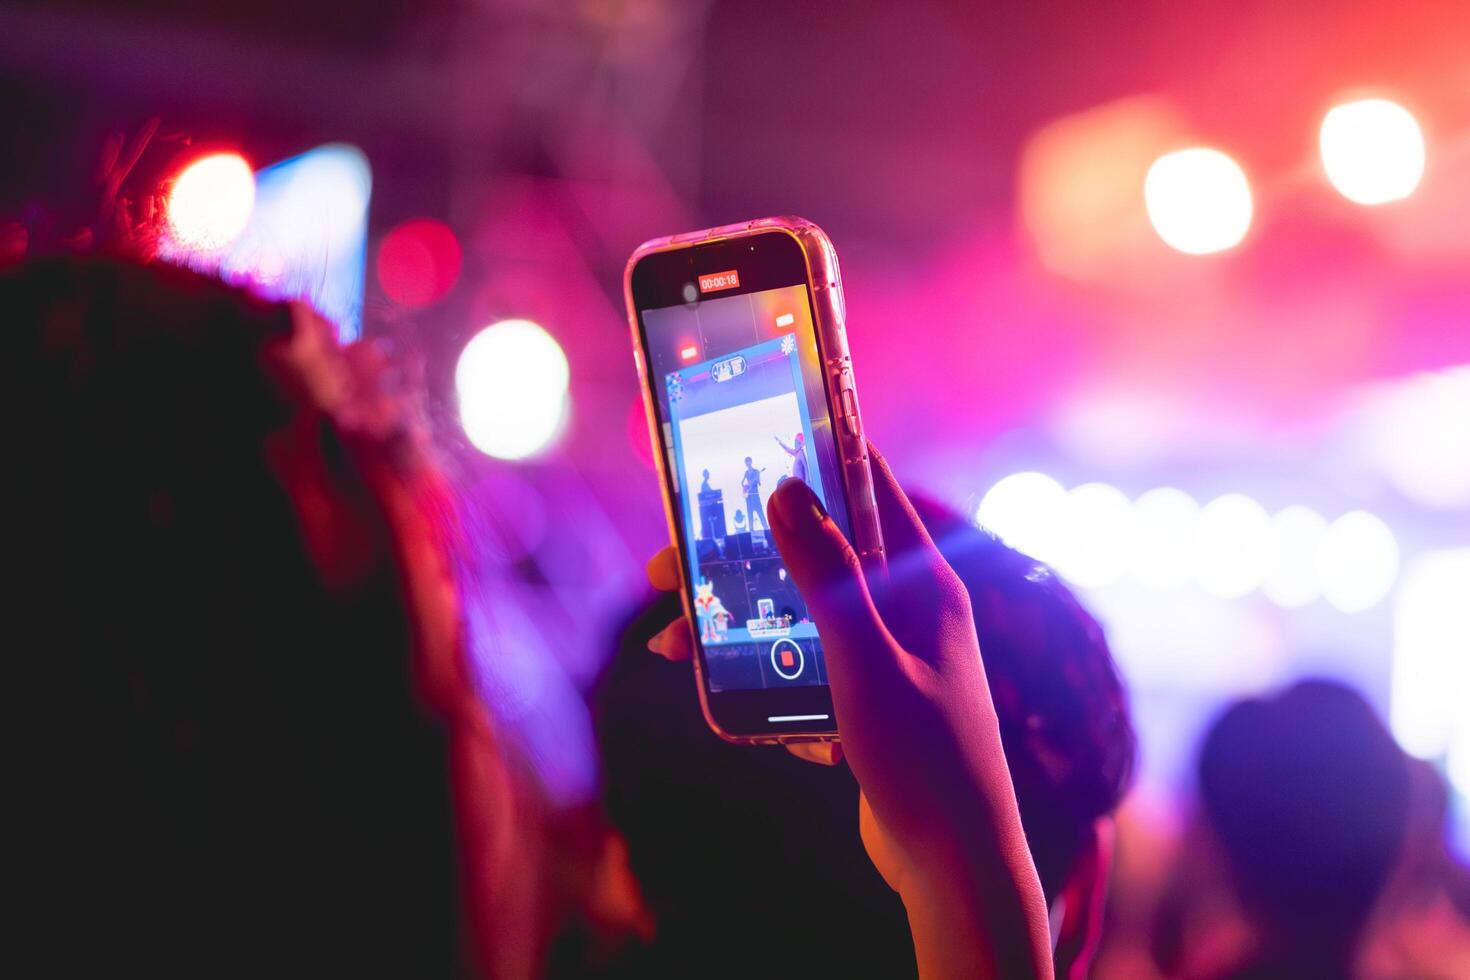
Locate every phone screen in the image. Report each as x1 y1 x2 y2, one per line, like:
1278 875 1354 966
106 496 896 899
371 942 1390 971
636 250 850 703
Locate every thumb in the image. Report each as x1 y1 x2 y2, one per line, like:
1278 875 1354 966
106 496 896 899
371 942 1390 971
767 479 893 663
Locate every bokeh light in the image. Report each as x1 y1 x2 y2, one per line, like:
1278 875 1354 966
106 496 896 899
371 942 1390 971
215 143 373 341
1144 148 1253 254
1193 493 1272 598
1358 366 1470 510
1391 549 1470 762
1261 505 1329 608
1061 482 1135 589
1130 487 1200 590
1320 98 1425 205
1317 510 1399 613
975 472 1072 567
457 319 570 460
1452 717 1470 803
378 218 463 308
166 152 256 252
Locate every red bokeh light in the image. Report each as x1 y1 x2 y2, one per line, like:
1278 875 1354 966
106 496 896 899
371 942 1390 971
376 218 462 308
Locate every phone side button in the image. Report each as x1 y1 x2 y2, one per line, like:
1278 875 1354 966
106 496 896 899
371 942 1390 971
840 389 860 436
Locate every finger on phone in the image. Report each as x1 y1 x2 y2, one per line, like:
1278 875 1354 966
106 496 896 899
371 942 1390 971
866 442 970 641
645 545 681 592
786 742 844 766
867 442 944 568
646 617 694 662
767 480 901 702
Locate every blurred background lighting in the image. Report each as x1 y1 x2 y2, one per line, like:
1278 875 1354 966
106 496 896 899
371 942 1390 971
216 144 372 342
1319 98 1426 205
1193 493 1272 598
1316 510 1399 613
1129 487 1200 590
1451 716 1470 803
1390 549 1470 763
975 471 1073 568
1144 148 1253 255
1061 482 1135 588
166 152 255 252
1261 505 1329 608
457 319 570 461
1358 366 1470 509
378 218 463 309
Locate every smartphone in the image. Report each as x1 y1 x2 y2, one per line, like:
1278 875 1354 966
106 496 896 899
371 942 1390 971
624 216 884 744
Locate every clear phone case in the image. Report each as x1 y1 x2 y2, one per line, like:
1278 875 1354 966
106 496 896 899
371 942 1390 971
624 216 885 744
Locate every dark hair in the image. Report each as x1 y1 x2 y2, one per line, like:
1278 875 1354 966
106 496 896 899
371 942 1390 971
1198 679 1411 948
911 497 1136 901
3 256 466 975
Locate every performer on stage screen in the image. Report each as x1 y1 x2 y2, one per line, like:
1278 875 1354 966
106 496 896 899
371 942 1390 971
775 431 809 484
741 456 766 534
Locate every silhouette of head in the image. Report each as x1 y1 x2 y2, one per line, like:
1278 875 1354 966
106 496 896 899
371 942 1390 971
744 456 752 467
794 432 804 445
1198 679 1411 962
3 256 490 975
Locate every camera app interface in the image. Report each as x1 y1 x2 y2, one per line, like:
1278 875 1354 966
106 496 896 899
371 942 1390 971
640 283 847 692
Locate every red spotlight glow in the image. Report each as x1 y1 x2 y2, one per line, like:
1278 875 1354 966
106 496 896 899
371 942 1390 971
680 344 698 362
377 219 462 309
166 152 255 253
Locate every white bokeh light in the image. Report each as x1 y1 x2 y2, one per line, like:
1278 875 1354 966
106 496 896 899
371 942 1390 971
1317 510 1399 613
1193 494 1273 598
1262 505 1329 608
975 472 1073 567
1390 549 1470 763
1144 148 1253 255
1130 487 1201 590
1320 98 1425 205
457 319 570 460
1358 366 1470 510
1451 717 1470 803
166 153 256 252
1060 482 1135 589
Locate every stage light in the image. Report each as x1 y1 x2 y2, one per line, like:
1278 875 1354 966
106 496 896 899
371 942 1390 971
377 219 462 309
265 144 372 254
1390 549 1470 762
1060 482 1135 589
1359 366 1470 510
1144 148 1253 255
1320 98 1425 205
1130 487 1200 590
1451 718 1470 804
1317 510 1399 613
1262 505 1328 608
216 144 372 341
457 319 570 461
975 472 1072 568
1193 493 1272 598
166 152 255 252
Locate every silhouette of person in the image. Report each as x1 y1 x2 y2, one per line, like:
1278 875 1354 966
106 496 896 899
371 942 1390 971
741 456 765 534
699 469 712 495
1188 679 1412 980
